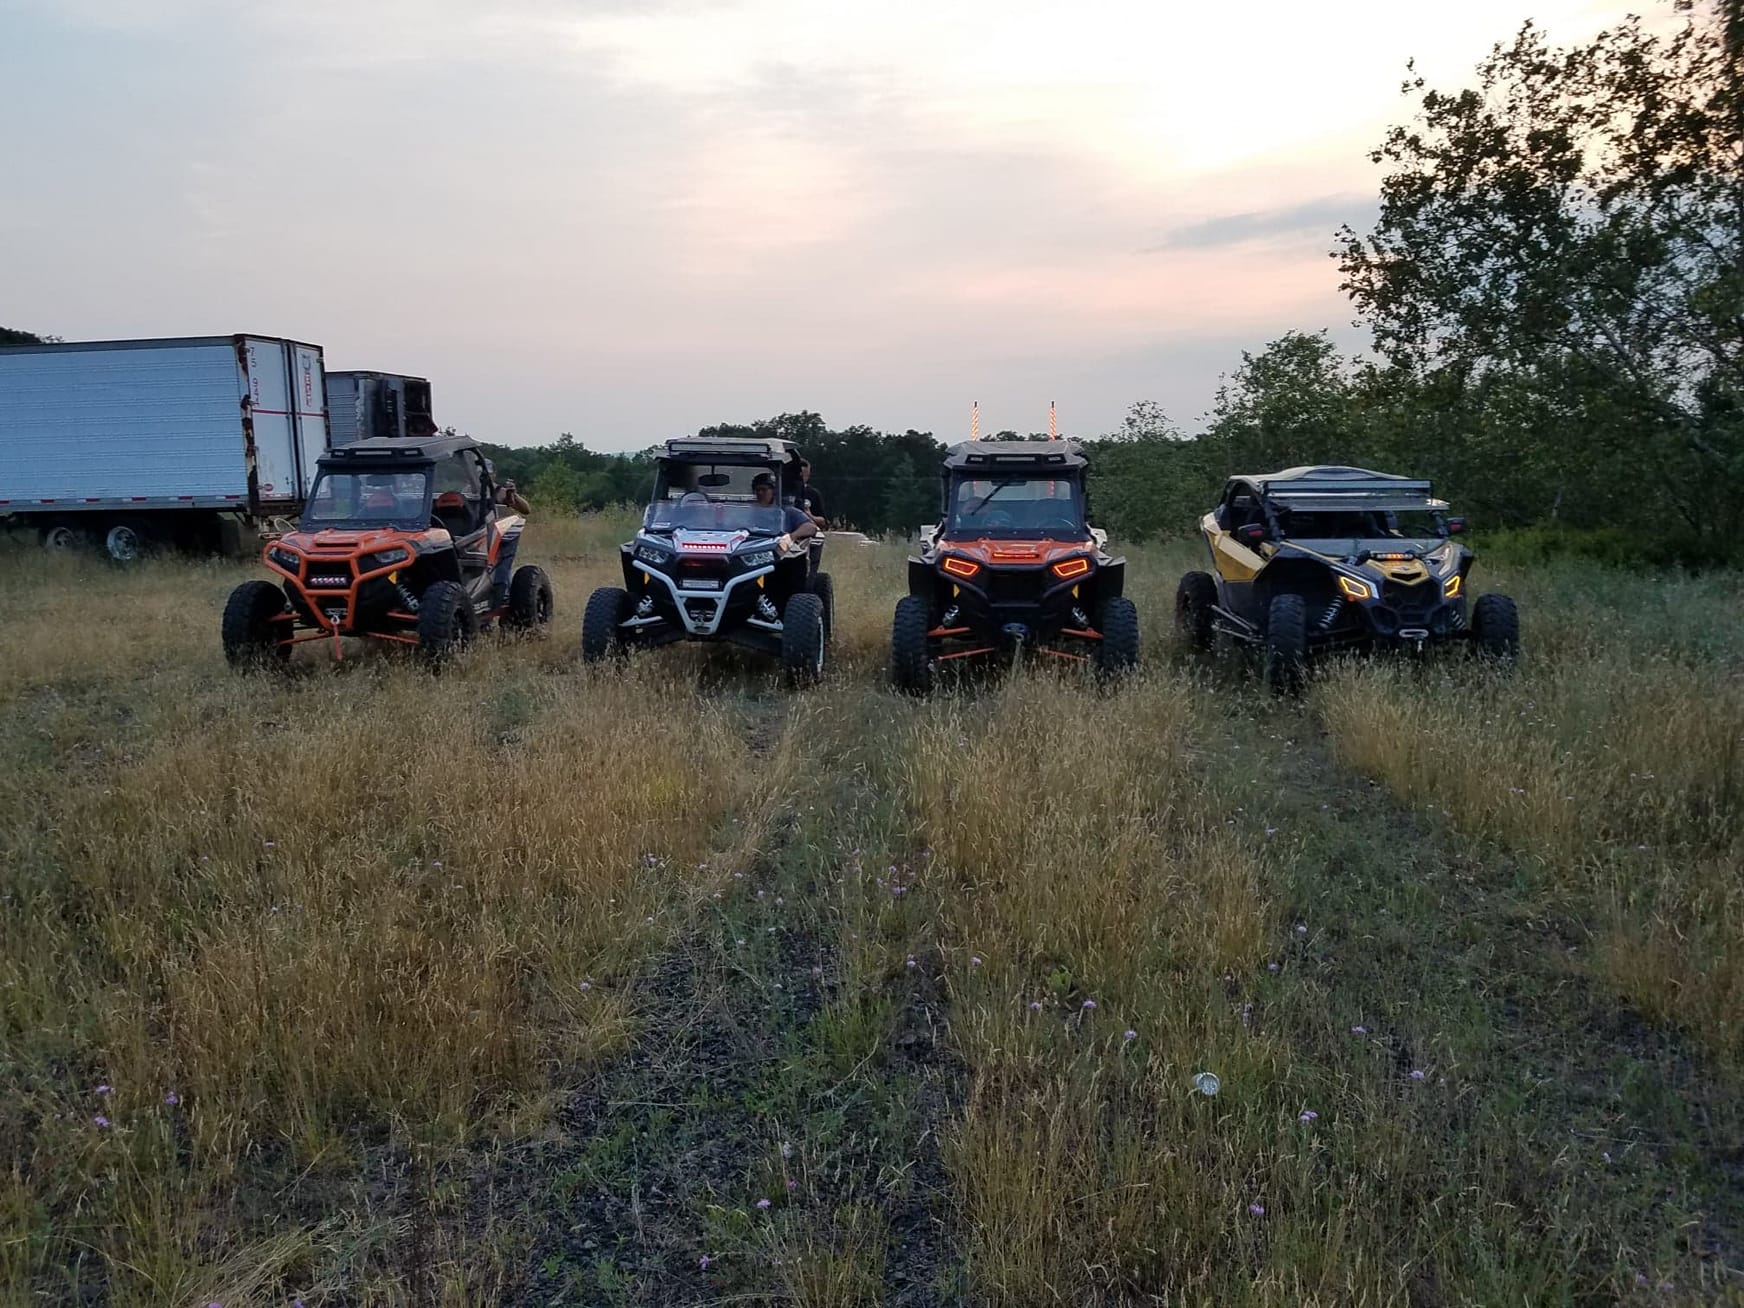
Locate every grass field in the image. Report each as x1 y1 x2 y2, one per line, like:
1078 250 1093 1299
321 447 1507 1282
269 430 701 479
1 516 1740 1305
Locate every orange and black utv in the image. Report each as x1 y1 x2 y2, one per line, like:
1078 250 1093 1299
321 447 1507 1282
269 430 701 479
889 437 1138 693
220 434 553 667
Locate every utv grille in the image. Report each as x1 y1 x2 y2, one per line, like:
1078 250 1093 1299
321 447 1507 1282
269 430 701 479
988 571 1043 602
1381 578 1436 624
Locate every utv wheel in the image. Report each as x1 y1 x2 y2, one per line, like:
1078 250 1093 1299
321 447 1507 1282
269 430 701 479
504 564 554 631
417 580 477 663
781 591 827 688
1095 596 1140 680
1175 571 1218 652
581 586 632 662
809 571 836 644
222 579 291 670
1470 593 1521 663
890 594 934 696
1262 593 1309 695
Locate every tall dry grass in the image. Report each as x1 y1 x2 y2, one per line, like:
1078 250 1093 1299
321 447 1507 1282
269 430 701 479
0 515 790 1303
1315 561 1744 1059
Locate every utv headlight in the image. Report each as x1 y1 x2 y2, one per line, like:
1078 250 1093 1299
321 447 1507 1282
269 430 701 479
267 546 300 571
634 541 670 565
1444 572 1464 598
364 546 411 570
1336 574 1374 601
740 549 776 568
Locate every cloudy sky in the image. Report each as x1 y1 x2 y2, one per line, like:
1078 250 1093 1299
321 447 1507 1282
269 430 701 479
3 0 1637 450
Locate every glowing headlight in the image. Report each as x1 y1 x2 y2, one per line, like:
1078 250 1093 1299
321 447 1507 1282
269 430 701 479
1444 573 1464 598
740 549 776 568
1337 574 1374 601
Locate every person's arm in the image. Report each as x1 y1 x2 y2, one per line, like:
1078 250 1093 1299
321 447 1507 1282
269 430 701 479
498 481 531 514
806 485 826 528
776 507 817 553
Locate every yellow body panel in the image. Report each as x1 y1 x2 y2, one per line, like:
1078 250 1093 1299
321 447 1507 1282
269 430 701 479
1203 513 1267 582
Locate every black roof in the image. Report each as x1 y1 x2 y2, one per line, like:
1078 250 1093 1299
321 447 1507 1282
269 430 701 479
1226 465 1442 511
660 436 799 462
321 434 478 463
942 439 1088 472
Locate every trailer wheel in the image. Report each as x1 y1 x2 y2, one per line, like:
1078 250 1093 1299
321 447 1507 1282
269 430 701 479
40 523 87 553
104 522 147 563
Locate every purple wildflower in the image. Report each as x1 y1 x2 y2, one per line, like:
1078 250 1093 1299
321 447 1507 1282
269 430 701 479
1123 1029 1137 1041
1248 1203 1265 1216
1299 1110 1319 1123
1267 962 1279 973
164 1091 180 1106
1350 1025 1368 1035
95 1084 112 1095
1409 1069 1425 1081
579 981 591 991
755 1198 771 1211
1028 1001 1043 1011
699 1254 712 1269
786 1179 797 1191
94 1115 110 1129
1081 999 1097 1010
970 956 983 967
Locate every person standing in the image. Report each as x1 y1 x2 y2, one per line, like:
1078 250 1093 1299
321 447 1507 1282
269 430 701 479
797 458 826 528
487 462 531 609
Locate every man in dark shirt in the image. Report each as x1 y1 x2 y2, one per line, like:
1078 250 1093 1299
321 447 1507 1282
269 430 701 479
752 473 818 555
797 458 826 528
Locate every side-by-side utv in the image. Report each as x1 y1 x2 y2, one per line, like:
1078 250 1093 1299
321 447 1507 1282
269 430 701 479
220 434 553 667
580 436 832 687
889 438 1138 693
1176 465 1519 692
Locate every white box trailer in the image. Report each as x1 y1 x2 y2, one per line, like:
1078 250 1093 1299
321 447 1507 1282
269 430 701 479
0 334 329 560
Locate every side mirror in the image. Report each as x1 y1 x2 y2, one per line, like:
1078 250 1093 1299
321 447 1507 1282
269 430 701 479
1445 516 1467 535
1237 523 1269 546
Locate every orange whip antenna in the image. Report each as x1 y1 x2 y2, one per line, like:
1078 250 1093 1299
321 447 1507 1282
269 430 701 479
1049 400 1058 440
971 400 979 442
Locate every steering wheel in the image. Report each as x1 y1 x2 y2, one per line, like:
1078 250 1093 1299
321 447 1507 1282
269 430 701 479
678 491 712 506
981 510 1015 528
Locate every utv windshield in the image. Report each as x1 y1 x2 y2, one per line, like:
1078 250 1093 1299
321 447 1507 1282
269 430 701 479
947 474 1088 539
645 461 787 535
302 468 432 531
1273 506 1448 554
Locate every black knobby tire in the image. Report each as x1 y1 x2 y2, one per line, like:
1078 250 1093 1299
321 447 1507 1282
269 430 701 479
1095 595 1141 680
1262 592 1309 695
1470 593 1521 663
809 571 835 644
781 591 827 688
222 579 291 669
504 564 554 630
581 587 632 662
1175 571 1218 651
417 580 477 663
890 594 934 696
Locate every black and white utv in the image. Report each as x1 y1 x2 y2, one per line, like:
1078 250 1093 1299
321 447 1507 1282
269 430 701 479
580 437 832 687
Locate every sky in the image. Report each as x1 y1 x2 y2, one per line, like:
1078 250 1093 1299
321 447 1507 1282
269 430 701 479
2 0 1642 451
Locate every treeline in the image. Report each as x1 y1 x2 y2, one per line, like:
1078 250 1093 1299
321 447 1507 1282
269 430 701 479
477 2 1742 564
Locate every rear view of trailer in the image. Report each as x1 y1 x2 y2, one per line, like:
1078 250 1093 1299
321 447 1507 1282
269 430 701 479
0 335 328 559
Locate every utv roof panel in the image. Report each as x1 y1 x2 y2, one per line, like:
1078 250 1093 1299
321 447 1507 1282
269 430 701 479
660 436 798 461
323 434 477 462
943 440 1088 472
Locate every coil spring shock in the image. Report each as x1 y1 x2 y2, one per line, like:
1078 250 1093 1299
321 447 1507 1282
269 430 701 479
1319 598 1342 629
396 582 421 613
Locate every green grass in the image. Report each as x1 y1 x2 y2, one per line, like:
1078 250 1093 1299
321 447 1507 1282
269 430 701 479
0 521 1738 1304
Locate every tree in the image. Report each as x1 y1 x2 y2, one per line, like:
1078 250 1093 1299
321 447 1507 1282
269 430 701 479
1338 1 1744 542
0 327 45 345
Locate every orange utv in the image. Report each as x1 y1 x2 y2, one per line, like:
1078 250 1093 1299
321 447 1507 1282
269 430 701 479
220 434 553 667
889 438 1138 693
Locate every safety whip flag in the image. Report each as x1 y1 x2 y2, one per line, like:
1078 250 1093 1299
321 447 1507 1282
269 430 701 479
971 400 979 442
1049 400 1058 440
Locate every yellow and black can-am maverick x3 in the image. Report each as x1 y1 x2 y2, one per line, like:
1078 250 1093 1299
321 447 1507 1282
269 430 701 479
1175 465 1519 692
